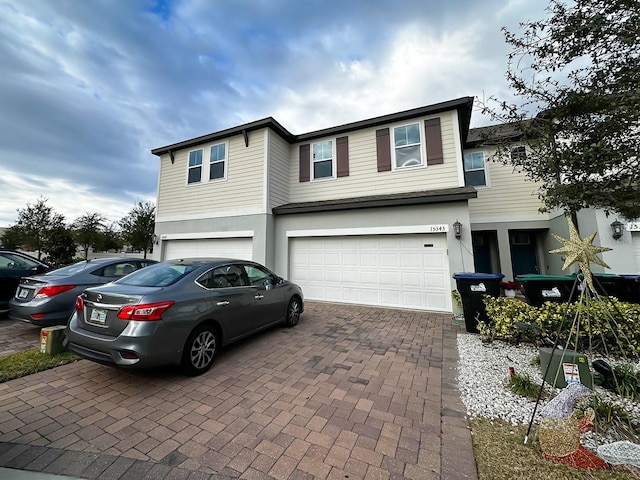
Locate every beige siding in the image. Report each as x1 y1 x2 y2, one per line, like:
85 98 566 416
288 112 461 203
268 131 291 209
468 147 547 221
157 131 265 220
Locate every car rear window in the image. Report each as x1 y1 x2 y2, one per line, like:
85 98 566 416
114 262 198 287
44 261 92 275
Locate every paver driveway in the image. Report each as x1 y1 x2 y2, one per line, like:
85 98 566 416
0 302 477 480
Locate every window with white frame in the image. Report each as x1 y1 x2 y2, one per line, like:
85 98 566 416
188 149 203 184
392 123 423 169
464 152 486 186
511 145 527 162
312 140 334 180
209 143 226 180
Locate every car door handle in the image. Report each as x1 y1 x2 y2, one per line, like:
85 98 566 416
254 294 264 300
216 301 229 306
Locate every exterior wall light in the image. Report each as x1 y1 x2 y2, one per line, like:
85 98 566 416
610 220 624 240
453 220 462 240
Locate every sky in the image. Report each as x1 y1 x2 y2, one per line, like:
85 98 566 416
0 0 549 228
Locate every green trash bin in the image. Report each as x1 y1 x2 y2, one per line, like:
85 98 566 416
516 274 579 307
453 273 504 333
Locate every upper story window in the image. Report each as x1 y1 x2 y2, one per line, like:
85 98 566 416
209 143 226 180
393 123 423 169
464 152 486 186
511 146 527 162
188 149 203 184
312 140 334 180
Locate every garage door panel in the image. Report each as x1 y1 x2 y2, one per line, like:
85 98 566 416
308 269 325 282
380 253 399 267
342 270 360 284
290 234 450 312
402 272 422 287
164 238 252 261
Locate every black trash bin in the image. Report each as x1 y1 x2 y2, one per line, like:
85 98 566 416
593 274 640 304
453 273 504 333
515 274 579 307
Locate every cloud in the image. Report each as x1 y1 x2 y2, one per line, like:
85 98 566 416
0 0 550 227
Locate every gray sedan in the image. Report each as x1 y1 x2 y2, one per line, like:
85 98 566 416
9 258 157 326
63 258 304 375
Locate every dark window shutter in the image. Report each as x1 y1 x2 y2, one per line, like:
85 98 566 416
425 118 443 165
299 144 310 182
336 136 349 177
376 128 391 172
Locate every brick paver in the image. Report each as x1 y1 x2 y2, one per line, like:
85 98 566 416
0 302 477 479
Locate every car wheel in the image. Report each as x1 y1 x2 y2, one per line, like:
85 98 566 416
182 324 218 375
284 297 301 327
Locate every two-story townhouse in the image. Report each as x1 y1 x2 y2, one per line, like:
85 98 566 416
151 96 639 313
151 97 479 313
463 124 640 281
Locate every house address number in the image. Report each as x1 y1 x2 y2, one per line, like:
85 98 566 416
626 222 640 232
427 224 449 233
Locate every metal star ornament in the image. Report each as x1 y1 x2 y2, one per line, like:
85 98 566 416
549 216 611 293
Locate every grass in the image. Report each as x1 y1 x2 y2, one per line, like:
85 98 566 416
0 348 80 383
471 418 636 480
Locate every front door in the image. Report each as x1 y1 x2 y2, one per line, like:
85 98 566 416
510 231 539 277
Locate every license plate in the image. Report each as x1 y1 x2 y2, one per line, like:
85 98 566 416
17 288 30 299
89 308 108 325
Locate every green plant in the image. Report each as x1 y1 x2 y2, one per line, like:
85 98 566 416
508 372 547 399
451 289 462 309
480 296 640 357
594 363 640 402
576 395 640 442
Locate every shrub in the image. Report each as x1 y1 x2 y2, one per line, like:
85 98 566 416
480 296 640 357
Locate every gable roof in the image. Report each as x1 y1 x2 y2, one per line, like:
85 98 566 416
151 96 475 156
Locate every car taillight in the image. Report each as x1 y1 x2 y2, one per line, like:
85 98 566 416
116 301 175 321
35 285 76 299
75 295 84 311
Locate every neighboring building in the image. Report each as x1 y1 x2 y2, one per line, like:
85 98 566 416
151 97 639 313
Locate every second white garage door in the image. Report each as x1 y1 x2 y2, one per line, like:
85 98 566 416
289 234 450 311
163 238 253 261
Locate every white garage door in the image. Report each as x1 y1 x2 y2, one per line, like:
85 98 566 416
163 238 253 261
289 234 450 311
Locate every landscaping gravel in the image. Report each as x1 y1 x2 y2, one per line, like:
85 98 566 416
457 333 542 425
456 333 640 429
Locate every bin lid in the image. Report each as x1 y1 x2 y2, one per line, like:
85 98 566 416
453 272 504 280
516 274 577 281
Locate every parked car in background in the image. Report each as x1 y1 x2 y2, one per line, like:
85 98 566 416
0 249 51 314
9 257 157 326
64 258 304 375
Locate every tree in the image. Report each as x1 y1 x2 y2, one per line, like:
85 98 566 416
0 226 24 249
42 221 77 267
13 197 65 260
120 201 155 259
73 212 105 260
481 0 640 219
100 222 124 252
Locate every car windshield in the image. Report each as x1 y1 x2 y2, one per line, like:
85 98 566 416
114 262 198 287
45 261 92 276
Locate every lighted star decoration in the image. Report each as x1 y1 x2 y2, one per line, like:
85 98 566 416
549 216 611 293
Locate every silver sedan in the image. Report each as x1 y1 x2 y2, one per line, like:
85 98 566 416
63 258 304 375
